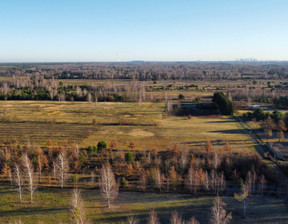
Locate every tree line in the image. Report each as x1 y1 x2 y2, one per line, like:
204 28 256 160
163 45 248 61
0 139 275 198
1 62 288 82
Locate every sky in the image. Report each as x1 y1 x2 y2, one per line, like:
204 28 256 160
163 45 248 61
0 0 287 62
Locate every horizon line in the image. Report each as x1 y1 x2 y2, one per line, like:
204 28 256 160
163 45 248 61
1 60 288 64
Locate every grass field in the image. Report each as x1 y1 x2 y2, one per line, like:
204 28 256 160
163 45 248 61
0 101 252 150
0 185 287 224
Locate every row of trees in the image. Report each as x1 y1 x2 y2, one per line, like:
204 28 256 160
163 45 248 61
243 108 286 123
243 108 288 140
11 152 118 208
273 95 288 108
0 139 273 198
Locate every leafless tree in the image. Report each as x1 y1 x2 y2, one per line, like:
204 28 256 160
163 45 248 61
100 163 119 208
204 171 210 191
260 117 275 139
139 171 148 191
166 100 173 113
179 149 188 173
22 153 37 204
212 152 220 170
186 217 200 224
13 163 23 203
154 168 162 191
56 152 69 188
210 197 232 224
259 175 266 196
70 189 87 224
87 93 92 103
170 211 184 224
147 209 160 224
126 214 138 224
240 181 249 218
53 161 57 180
185 165 194 193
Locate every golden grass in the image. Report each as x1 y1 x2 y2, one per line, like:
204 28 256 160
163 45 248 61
0 101 252 150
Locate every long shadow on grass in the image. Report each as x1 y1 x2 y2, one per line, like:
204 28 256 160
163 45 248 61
0 207 68 217
206 120 236 124
94 203 211 224
180 139 247 147
209 129 247 134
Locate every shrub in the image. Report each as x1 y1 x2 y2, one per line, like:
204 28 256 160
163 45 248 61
125 152 135 164
97 140 107 152
178 94 185 100
87 145 97 153
120 177 127 188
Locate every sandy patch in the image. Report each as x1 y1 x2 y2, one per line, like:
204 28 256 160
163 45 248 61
128 129 154 137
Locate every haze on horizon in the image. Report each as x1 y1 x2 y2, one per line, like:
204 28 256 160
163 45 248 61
0 0 287 62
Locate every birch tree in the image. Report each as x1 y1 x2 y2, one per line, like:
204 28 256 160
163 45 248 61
13 163 23 203
100 163 118 208
22 153 37 204
187 217 200 224
147 209 160 224
56 151 69 188
126 214 138 224
70 189 87 224
170 211 184 224
185 165 194 193
210 197 232 224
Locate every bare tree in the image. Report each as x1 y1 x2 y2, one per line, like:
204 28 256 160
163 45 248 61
100 163 119 208
154 168 162 191
185 165 194 193
277 120 287 142
179 149 188 173
204 171 210 191
170 211 184 224
126 214 138 224
147 209 160 224
70 189 87 224
260 175 266 196
53 161 57 180
240 180 249 218
56 151 69 188
13 163 23 203
210 197 232 224
260 117 275 139
187 217 200 224
22 153 37 204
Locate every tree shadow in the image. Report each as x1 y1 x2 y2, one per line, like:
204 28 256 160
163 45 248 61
209 129 247 134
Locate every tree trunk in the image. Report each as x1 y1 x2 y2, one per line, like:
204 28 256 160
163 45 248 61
30 191 33 204
19 190 22 203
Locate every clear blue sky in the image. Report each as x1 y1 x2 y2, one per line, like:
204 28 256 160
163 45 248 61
0 0 287 62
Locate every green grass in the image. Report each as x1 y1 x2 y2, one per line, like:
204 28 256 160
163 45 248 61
0 101 252 150
0 185 287 224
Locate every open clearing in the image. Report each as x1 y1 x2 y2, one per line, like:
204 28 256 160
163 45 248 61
0 101 252 150
0 185 287 224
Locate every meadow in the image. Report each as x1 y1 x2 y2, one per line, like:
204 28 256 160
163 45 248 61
0 101 252 151
1 30 288 224
0 185 288 224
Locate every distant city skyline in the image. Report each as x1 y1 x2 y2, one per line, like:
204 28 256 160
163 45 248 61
0 0 287 62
